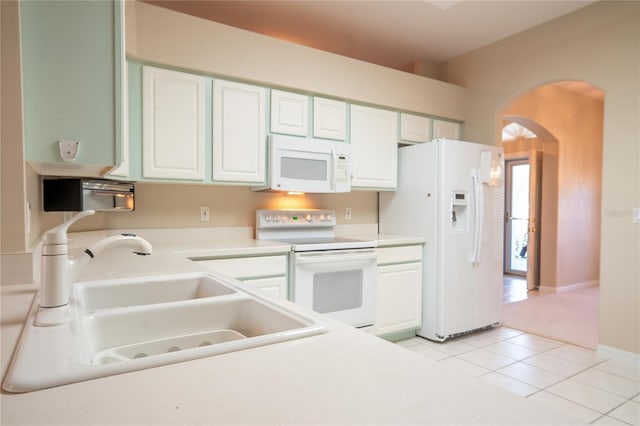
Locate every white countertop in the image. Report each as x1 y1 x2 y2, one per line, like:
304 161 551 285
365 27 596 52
1 235 582 425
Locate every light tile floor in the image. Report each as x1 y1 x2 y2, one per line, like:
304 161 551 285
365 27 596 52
396 327 640 425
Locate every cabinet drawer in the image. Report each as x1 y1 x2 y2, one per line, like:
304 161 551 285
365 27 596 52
377 245 422 265
195 255 287 279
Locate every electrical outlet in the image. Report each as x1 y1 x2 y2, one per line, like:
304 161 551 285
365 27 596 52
345 208 352 220
200 206 211 222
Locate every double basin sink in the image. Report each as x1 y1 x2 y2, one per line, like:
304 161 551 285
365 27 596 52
3 272 327 393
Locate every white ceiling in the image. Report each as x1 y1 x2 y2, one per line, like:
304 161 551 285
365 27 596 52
144 0 596 73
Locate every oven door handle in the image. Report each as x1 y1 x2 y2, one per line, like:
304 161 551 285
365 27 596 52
295 250 377 265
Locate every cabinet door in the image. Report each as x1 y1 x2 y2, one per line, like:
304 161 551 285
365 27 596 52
350 105 398 190
21 0 124 177
400 113 430 143
375 263 422 335
313 97 346 140
270 90 308 136
432 120 461 141
142 66 206 180
243 276 288 299
213 80 266 183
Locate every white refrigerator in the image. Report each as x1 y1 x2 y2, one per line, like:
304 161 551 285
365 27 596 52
379 139 504 341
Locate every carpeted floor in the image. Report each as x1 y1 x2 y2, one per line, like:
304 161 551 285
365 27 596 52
502 286 599 349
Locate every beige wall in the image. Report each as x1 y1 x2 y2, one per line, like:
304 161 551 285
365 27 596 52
503 85 603 291
40 184 378 233
442 1 639 353
126 1 466 120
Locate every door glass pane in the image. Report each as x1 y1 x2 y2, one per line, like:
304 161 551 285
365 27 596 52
509 164 530 273
281 157 327 180
312 270 362 313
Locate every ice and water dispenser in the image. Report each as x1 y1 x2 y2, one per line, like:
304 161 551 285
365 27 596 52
451 191 468 231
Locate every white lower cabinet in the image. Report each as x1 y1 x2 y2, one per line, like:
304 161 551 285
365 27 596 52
193 254 288 299
243 276 287 300
374 245 423 336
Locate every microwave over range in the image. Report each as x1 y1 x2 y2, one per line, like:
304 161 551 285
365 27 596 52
253 135 351 193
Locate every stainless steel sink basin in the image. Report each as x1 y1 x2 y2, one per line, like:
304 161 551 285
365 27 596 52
3 272 328 393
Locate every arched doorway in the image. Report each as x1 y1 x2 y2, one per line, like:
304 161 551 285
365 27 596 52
498 80 604 349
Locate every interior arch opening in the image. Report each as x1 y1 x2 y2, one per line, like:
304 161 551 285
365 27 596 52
498 80 604 349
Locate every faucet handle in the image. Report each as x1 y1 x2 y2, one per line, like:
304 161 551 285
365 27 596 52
43 210 96 245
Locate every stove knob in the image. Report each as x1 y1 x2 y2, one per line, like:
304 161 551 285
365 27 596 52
305 214 312 222
319 214 325 222
265 215 272 222
326 214 332 222
273 215 279 223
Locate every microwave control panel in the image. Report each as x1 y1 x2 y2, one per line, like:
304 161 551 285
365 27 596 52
336 155 349 183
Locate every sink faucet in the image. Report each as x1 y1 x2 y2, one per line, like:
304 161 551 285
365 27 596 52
39 210 152 310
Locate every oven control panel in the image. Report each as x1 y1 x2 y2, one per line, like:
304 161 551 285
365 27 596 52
256 209 336 228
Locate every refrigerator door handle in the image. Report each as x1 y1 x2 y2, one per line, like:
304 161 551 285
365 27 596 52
470 169 483 264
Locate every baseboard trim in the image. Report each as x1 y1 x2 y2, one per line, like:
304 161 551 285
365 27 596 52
597 344 640 364
538 280 599 294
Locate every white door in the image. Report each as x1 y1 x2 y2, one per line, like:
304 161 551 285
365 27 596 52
400 113 430 143
313 97 346 140
504 159 530 277
350 105 398 190
474 146 504 328
437 140 477 337
270 90 309 136
527 150 542 290
213 79 266 184
375 262 422 335
432 120 460 140
293 249 377 328
142 66 206 180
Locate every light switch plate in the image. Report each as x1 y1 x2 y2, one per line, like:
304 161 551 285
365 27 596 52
633 207 640 224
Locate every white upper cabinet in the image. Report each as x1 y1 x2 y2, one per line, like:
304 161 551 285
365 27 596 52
400 113 431 143
142 66 206 180
213 79 266 184
349 105 398 190
270 90 309 136
432 119 461 141
313 97 346 140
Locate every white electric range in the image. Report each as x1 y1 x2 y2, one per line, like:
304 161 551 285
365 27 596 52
256 209 377 328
